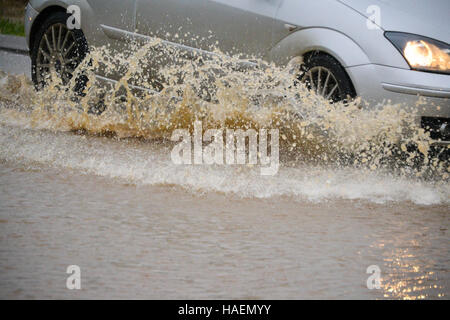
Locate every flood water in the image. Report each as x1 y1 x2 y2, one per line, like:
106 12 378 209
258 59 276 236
0 120 448 299
0 45 449 299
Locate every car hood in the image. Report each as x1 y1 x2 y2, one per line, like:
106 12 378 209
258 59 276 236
338 0 450 44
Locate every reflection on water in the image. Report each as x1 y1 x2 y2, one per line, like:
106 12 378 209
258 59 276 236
369 220 449 300
382 249 446 300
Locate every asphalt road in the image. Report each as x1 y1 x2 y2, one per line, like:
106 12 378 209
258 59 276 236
0 50 30 77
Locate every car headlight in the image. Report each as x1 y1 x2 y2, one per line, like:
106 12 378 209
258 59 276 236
385 32 450 74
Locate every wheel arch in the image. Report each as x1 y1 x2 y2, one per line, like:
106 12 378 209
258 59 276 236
302 51 357 98
269 27 371 68
269 27 372 97
29 5 67 51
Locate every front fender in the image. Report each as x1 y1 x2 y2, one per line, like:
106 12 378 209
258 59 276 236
268 27 371 68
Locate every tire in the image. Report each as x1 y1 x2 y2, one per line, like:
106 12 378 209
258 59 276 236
30 11 89 93
300 52 356 103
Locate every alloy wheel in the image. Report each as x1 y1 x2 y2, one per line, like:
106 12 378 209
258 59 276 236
301 66 342 102
36 23 80 87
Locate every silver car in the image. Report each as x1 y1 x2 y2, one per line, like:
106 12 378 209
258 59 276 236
25 0 450 141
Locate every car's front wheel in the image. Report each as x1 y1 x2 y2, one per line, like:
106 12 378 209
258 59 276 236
300 52 356 103
30 11 89 91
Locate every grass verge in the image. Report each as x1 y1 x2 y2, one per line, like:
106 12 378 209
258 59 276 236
0 0 27 36
0 17 25 37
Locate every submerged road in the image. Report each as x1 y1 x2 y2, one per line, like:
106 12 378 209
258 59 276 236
0 48 448 299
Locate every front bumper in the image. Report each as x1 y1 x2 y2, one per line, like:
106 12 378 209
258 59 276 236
24 2 39 51
347 64 450 141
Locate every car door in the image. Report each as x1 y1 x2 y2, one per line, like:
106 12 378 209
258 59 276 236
87 0 137 81
87 0 136 45
135 0 283 59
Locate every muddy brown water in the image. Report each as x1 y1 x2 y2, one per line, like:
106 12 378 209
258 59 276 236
0 47 448 299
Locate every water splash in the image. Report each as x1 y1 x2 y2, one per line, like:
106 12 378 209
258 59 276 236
0 39 448 203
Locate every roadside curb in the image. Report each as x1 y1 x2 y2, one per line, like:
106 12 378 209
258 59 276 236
0 34 28 55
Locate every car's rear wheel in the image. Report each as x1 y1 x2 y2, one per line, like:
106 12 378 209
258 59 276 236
300 52 356 103
31 11 88 92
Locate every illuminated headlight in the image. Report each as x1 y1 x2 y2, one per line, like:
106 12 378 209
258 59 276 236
385 32 450 74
